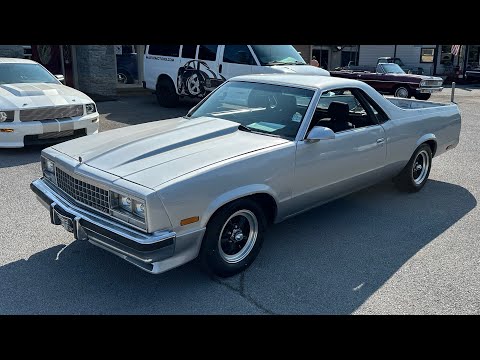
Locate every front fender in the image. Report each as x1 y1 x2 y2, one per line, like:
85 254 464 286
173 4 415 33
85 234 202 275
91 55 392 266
201 184 280 228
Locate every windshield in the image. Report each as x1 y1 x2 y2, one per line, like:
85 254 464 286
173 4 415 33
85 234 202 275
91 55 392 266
250 45 306 66
0 63 59 85
381 63 405 74
188 81 314 140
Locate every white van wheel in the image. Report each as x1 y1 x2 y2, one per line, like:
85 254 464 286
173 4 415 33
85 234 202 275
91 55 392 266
156 77 179 108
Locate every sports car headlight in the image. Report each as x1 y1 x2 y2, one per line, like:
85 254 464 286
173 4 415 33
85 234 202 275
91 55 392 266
85 103 97 114
0 111 14 122
110 191 146 221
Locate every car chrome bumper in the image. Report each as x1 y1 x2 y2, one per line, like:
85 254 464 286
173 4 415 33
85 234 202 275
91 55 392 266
417 87 443 93
30 178 176 271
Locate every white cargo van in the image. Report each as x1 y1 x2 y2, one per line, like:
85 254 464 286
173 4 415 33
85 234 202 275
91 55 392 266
143 45 330 107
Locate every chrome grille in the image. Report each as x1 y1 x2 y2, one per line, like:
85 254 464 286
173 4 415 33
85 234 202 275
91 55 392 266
55 168 110 213
20 105 84 121
422 80 443 87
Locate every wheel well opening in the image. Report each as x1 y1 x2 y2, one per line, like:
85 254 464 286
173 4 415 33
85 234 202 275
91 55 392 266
156 74 174 88
208 193 278 227
247 193 277 225
424 140 437 157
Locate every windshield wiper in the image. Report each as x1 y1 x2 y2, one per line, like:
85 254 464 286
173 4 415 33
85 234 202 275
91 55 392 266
238 124 252 132
238 124 282 138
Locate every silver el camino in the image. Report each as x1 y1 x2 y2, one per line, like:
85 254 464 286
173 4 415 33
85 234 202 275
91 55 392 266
31 74 461 277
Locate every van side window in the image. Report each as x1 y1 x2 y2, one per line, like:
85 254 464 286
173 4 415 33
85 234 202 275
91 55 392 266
181 45 196 59
148 45 180 57
223 45 255 65
198 45 218 61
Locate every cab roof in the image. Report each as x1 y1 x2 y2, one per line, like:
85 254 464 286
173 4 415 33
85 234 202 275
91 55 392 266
229 73 368 91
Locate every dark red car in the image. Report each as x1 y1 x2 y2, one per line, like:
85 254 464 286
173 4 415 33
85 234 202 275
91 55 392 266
330 63 443 100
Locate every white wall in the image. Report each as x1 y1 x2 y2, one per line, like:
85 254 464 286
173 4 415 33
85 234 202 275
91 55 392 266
358 45 436 75
358 45 395 66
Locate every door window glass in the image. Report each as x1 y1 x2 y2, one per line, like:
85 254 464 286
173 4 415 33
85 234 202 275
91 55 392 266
223 45 256 65
198 45 218 61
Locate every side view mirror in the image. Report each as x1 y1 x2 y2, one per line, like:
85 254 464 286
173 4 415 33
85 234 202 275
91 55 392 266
55 74 65 84
305 126 335 142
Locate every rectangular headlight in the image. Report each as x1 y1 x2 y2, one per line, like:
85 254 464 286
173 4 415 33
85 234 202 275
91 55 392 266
110 191 146 221
85 103 97 114
41 157 56 184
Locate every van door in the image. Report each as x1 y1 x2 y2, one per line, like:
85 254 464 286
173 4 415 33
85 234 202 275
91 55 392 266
219 45 257 79
178 45 221 98
144 45 181 91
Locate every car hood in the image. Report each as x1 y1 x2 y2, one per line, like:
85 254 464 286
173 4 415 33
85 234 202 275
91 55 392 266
271 64 330 76
0 82 94 110
52 117 288 189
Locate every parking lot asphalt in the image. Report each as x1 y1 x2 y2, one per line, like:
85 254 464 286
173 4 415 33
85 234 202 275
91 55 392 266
0 86 479 314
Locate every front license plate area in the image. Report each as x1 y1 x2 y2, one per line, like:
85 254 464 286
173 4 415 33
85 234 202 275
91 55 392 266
50 204 75 233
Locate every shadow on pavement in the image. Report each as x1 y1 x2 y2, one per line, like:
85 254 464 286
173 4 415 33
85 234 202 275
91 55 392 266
98 95 197 128
241 179 476 314
0 179 475 314
0 145 45 169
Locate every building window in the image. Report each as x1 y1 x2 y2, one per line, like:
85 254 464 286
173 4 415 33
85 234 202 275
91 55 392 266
420 48 435 63
440 45 453 65
467 46 480 68
341 51 358 67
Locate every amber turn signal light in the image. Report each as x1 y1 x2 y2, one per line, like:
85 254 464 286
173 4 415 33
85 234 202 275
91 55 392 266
180 216 200 226
0 129 14 133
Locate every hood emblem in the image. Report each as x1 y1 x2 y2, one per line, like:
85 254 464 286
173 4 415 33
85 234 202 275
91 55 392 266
79 156 83 163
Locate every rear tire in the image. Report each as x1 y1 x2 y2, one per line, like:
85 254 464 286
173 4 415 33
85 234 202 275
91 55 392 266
394 144 432 192
156 78 179 107
199 198 267 278
414 93 431 101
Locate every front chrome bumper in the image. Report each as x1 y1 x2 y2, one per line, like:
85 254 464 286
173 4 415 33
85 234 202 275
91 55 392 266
417 86 443 93
31 178 176 272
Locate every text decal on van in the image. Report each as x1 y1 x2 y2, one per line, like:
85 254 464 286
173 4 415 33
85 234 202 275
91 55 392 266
146 55 174 62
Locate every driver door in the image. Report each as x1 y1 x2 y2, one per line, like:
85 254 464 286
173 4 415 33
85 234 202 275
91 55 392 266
290 88 387 212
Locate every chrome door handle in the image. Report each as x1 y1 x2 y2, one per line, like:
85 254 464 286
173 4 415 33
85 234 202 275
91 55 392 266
376 138 385 144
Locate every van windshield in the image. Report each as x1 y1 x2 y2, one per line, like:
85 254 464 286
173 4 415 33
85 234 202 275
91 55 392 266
251 45 306 66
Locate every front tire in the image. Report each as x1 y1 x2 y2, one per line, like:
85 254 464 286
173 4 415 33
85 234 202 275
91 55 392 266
394 85 411 98
156 78 179 107
394 144 433 192
199 198 267 277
